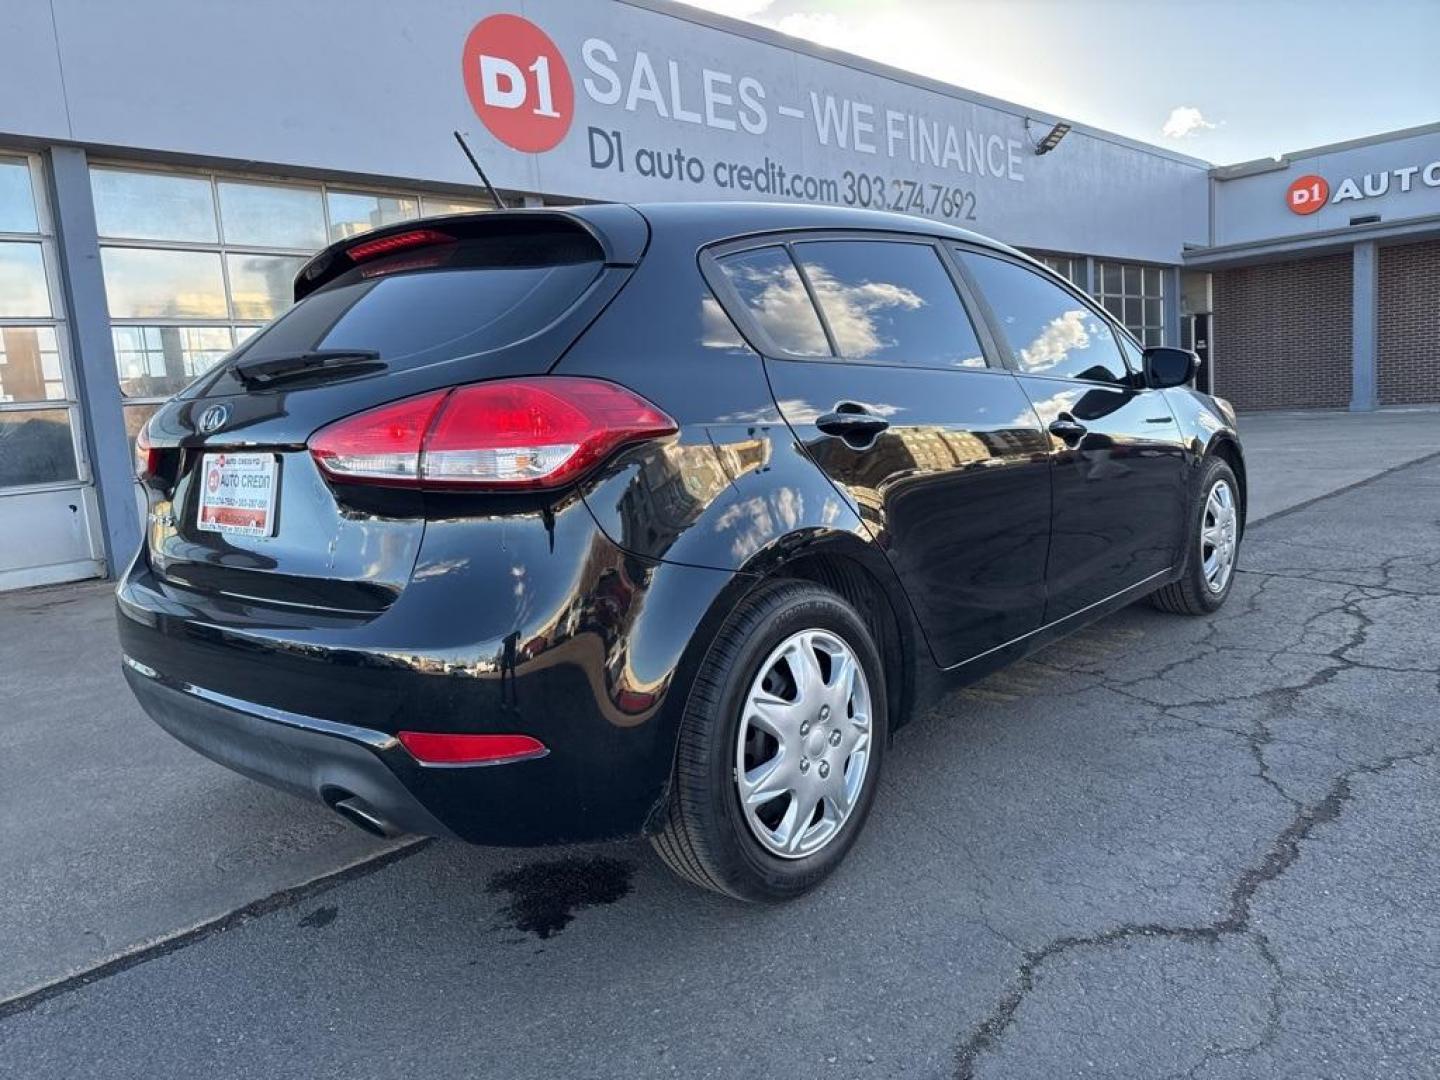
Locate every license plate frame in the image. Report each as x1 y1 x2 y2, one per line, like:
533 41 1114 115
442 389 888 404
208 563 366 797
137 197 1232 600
196 452 279 538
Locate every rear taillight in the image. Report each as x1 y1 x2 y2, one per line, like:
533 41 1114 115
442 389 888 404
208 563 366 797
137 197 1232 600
308 378 677 491
134 422 159 480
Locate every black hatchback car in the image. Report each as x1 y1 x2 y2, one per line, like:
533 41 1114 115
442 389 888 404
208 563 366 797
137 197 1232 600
119 202 1243 901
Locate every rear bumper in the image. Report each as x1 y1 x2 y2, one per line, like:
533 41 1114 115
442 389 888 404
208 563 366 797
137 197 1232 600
115 492 744 845
122 656 454 839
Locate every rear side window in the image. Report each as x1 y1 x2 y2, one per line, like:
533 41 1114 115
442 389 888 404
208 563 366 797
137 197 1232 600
716 246 829 357
197 237 603 394
959 251 1127 384
793 240 986 370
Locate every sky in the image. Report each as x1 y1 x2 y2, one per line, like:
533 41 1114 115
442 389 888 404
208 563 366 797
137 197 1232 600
683 0 1439 165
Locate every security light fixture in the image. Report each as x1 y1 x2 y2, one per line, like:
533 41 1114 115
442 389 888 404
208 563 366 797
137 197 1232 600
1032 121 1072 156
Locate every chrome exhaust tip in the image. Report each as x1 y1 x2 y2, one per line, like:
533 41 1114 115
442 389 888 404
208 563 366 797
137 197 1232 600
330 794 403 838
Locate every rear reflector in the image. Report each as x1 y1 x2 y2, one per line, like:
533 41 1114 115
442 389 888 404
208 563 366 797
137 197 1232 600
346 228 455 263
398 731 547 766
309 378 676 491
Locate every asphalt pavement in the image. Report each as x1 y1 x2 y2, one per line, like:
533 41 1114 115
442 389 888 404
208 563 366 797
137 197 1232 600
2 410 1438 1079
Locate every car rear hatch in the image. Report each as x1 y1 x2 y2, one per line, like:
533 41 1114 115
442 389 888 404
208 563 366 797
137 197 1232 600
137 206 648 615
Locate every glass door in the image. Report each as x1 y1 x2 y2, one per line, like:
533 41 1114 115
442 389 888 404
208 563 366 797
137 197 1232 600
0 152 103 590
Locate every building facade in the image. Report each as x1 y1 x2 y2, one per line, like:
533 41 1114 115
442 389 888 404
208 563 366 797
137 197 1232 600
1197 125 1440 413
0 0 1431 591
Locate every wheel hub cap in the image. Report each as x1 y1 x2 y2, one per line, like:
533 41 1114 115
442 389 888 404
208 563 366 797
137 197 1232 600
735 629 873 859
1201 478 1238 593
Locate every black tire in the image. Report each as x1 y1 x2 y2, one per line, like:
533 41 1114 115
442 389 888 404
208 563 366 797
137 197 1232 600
650 579 888 902
1150 456 1241 616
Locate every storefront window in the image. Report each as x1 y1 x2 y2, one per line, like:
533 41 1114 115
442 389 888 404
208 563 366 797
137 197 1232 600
0 158 39 234
0 409 80 487
225 253 308 320
1094 260 1166 346
419 195 492 218
113 326 234 399
92 164 497 438
217 180 327 249
91 169 217 243
0 327 64 402
0 154 82 493
1030 252 1082 286
100 248 228 319
122 401 161 445
0 241 52 318
327 192 419 241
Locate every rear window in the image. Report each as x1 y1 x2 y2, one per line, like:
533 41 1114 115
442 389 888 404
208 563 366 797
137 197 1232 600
194 236 602 394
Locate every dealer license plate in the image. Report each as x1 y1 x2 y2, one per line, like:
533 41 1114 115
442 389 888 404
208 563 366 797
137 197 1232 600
196 453 278 538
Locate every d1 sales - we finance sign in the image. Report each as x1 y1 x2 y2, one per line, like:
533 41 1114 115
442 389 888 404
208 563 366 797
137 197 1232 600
450 3 1206 261
462 10 1027 226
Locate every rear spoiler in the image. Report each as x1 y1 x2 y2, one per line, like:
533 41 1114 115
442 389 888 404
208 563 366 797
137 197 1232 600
293 204 650 301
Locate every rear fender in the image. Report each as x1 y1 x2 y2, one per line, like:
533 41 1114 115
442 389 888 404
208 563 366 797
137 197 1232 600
580 431 930 802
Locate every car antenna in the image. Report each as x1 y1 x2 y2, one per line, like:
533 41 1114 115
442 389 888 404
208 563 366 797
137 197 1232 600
452 130 508 209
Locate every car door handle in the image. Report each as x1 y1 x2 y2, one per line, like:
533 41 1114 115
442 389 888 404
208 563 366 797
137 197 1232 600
1048 417 1088 443
816 404 890 442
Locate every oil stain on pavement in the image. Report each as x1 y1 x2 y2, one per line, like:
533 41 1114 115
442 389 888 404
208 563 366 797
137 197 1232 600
486 856 633 939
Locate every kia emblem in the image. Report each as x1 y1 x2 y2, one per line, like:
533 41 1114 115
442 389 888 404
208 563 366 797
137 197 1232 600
197 404 231 435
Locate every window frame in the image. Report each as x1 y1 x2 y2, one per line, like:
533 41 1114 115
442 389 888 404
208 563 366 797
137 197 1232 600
950 244 1146 388
700 229 1007 376
0 150 92 496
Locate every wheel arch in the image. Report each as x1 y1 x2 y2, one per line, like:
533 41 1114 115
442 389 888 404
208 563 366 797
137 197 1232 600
633 527 925 835
741 532 920 737
1206 434 1247 535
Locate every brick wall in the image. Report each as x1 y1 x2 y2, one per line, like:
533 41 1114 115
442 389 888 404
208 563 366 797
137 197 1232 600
1378 239 1440 406
1212 252 1353 411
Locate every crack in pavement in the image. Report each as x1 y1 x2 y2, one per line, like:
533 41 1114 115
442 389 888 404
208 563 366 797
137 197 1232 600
952 745 1438 1079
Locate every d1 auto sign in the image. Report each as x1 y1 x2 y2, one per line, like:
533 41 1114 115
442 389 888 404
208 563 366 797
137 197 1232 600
1286 173 1329 215
197 453 278 538
462 14 574 153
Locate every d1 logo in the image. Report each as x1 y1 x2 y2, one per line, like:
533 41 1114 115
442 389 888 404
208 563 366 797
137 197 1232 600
462 14 574 153
1286 174 1329 215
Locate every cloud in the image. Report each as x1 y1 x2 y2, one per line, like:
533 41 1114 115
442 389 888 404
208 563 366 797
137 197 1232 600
1161 106 1217 140
804 266 924 359
1017 309 1093 373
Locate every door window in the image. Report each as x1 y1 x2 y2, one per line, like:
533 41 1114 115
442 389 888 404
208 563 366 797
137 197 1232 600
959 251 1127 384
793 240 985 370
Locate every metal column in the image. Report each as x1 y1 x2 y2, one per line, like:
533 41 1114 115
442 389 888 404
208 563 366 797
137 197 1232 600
45 146 138 574
1350 240 1379 412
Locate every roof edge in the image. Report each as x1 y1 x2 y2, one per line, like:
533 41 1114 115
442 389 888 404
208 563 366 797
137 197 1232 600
1212 120 1440 180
